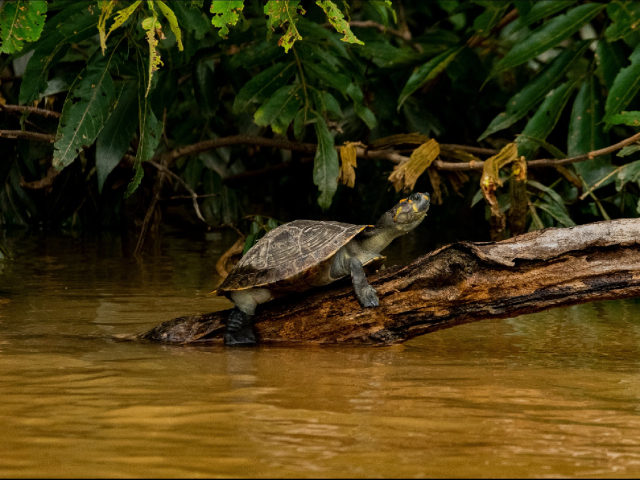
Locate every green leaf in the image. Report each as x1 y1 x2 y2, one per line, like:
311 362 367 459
193 58 218 118
516 80 577 159
266 217 279 231
518 135 567 159
210 0 244 37
346 83 377 129
472 1 510 36
605 1 640 43
568 77 609 152
568 76 614 188
514 0 534 18
293 108 306 139
171 1 209 39
617 159 640 191
398 46 462 110
595 39 628 90
233 62 296 114
609 111 640 126
96 81 139 193
510 0 573 32
98 0 116 54
142 15 162 97
618 144 640 157
310 88 342 119
20 8 100 104
356 40 421 68
479 41 589 141
125 46 164 198
19 5 102 104
0 0 47 54
309 111 339 209
105 0 142 42
264 0 305 52
534 199 576 227
529 179 576 228
53 56 118 170
303 60 351 93
364 0 397 26
19 35 70 105
316 0 363 45
253 85 303 134
228 36 284 69
604 42 640 128
528 179 571 214
156 0 183 51
489 3 606 79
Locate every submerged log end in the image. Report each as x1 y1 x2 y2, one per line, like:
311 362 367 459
140 219 640 345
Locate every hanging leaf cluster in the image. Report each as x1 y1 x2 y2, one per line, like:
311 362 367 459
4 0 640 237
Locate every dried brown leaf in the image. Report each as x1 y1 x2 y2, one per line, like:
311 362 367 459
427 168 443 205
339 142 359 188
439 146 482 163
508 156 528 237
481 142 518 190
214 235 245 285
388 139 440 193
446 171 469 197
480 143 517 241
370 133 430 151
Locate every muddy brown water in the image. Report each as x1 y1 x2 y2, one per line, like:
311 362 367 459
1 229 640 478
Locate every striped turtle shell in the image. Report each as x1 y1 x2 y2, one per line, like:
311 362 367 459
217 220 373 293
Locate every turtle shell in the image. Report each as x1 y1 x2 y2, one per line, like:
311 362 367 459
217 220 372 293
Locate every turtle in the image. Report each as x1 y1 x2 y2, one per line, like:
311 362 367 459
217 192 431 345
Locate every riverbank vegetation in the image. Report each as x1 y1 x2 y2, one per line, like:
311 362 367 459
1 0 640 252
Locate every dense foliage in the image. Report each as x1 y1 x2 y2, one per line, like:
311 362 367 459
2 0 640 245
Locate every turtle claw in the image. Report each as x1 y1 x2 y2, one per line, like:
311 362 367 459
225 309 257 346
357 285 379 308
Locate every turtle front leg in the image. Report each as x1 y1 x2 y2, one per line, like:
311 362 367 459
349 257 379 308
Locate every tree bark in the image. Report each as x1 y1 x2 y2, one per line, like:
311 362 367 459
140 218 640 345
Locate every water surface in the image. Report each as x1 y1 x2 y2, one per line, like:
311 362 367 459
1 230 640 478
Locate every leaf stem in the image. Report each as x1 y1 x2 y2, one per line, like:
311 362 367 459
292 46 309 121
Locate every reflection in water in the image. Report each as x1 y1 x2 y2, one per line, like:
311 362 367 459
1 230 640 476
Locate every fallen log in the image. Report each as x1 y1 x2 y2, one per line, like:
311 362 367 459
140 218 640 345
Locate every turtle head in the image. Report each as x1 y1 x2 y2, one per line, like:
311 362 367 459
377 192 430 233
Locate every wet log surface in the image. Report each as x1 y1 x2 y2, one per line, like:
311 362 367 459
140 218 640 345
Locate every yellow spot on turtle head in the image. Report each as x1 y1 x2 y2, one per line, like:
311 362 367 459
412 203 419 212
394 206 404 221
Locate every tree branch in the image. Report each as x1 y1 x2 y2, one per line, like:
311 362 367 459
0 130 55 142
0 104 61 119
527 131 640 168
147 160 207 224
139 217 640 345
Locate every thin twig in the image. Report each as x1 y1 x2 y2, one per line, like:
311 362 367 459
170 193 219 200
0 130 56 142
323 20 411 41
1 107 49 133
467 9 519 49
134 168 165 256
147 160 207 223
0 104 61 118
528 132 640 168
579 165 626 201
154 135 498 167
